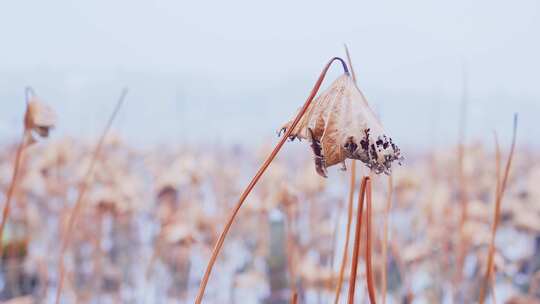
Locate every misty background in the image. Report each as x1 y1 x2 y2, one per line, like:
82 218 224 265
0 0 538 151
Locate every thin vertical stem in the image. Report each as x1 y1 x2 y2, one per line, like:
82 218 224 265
381 175 393 304
344 44 357 83
291 291 298 304
333 43 359 304
285 204 297 297
334 160 356 304
328 188 345 289
347 177 369 304
0 133 26 257
0 87 35 257
455 67 469 291
194 57 349 304
365 178 377 304
55 88 128 304
479 115 518 304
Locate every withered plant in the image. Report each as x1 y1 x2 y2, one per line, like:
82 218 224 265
195 52 402 303
54 89 128 304
479 114 518 303
0 87 56 256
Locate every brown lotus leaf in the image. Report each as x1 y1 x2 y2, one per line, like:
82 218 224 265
280 74 402 177
24 97 56 142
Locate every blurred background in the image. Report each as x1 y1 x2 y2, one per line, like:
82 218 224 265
0 0 539 303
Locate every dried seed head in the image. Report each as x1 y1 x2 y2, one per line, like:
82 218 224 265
280 74 402 177
24 93 56 144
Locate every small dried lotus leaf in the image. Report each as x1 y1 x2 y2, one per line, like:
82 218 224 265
25 98 56 130
24 97 57 145
280 74 402 177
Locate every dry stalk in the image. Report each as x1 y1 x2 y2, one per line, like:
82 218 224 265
365 178 377 304
332 43 359 304
285 204 297 297
0 87 38 256
479 114 518 304
0 133 26 257
55 88 128 304
290 291 298 304
194 57 349 304
333 160 356 304
329 187 345 288
347 176 368 303
381 175 393 304
455 71 469 289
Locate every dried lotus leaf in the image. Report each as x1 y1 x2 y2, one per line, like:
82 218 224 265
280 74 402 177
24 96 56 144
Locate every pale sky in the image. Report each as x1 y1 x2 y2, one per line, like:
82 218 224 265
0 0 538 149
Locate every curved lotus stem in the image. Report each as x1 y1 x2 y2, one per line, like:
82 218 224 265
347 176 368 303
0 87 36 257
194 57 349 304
0 132 26 257
55 88 128 304
479 114 518 304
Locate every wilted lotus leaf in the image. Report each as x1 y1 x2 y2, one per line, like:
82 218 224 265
280 74 402 177
24 96 56 143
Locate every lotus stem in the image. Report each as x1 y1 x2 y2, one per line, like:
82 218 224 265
455 69 470 294
55 88 128 304
479 114 518 304
0 87 35 257
194 57 349 304
333 160 356 304
381 175 393 304
347 176 369 304
290 291 298 304
333 43 360 304
365 178 377 304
